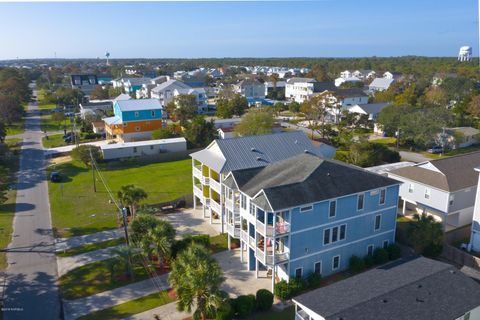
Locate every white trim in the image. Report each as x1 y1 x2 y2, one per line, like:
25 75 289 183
300 205 313 213
374 214 381 231
290 205 396 236
295 267 303 278
367 244 374 256
289 229 394 263
323 228 330 245
314 261 322 275
357 193 365 211
339 224 347 241
379 188 386 205
329 200 337 218
332 255 341 270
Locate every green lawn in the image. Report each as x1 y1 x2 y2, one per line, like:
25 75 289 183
5 121 25 136
57 238 125 258
38 103 57 110
59 257 153 300
48 159 192 237
210 233 240 253
0 139 21 270
249 306 295 320
42 134 69 148
371 137 397 146
420 144 480 159
40 113 71 132
78 291 174 320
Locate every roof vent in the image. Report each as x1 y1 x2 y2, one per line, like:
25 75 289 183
304 149 309 153
251 147 256 152
416 298 425 303
327 173 330 176
417 284 422 289
256 157 262 161
382 299 388 303
294 140 298 144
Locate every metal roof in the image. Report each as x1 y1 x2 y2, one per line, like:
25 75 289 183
100 137 186 150
115 99 162 112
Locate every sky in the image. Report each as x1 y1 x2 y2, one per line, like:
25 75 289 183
0 0 478 59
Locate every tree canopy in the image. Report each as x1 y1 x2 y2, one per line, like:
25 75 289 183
234 108 275 137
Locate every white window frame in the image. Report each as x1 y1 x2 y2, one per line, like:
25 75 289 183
367 244 374 256
408 183 414 193
339 224 347 241
379 188 386 205
295 267 303 279
323 228 331 245
374 214 381 231
329 200 337 218
331 226 339 242
425 188 431 199
300 205 313 213
357 193 365 211
332 255 340 270
314 261 322 275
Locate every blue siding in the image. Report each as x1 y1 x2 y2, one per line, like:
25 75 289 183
287 185 399 278
114 102 163 122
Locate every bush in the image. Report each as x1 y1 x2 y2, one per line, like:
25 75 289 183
305 272 322 289
233 294 256 318
274 280 290 301
364 255 374 268
349 255 365 272
423 243 443 258
387 244 401 260
373 248 389 265
216 299 234 320
256 289 274 311
172 234 211 257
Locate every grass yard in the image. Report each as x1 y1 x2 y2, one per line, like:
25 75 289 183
210 233 239 253
0 139 22 270
38 103 57 110
5 121 25 136
48 159 192 237
249 306 295 320
59 257 153 300
421 144 480 159
78 290 174 320
40 113 71 132
370 136 396 146
57 238 125 257
42 133 70 148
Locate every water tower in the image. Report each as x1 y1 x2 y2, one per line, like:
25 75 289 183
458 46 472 62
105 51 110 66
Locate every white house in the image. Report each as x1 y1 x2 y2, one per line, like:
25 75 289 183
334 88 369 107
353 69 376 79
443 127 480 149
173 87 208 113
101 137 187 160
150 79 191 105
369 78 395 93
285 78 336 103
346 102 390 121
334 76 362 87
234 79 265 99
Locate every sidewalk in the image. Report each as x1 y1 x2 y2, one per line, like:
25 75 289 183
57 245 124 277
124 301 190 320
55 228 123 252
63 275 169 320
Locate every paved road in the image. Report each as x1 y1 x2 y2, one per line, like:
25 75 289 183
399 151 430 163
3 86 61 320
55 228 123 252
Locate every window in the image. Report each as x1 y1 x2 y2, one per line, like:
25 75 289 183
425 188 431 199
150 145 154 150
323 229 330 245
151 110 155 117
374 214 381 231
295 268 303 279
314 262 322 275
357 194 364 211
329 201 336 218
379 189 386 205
133 147 137 153
134 111 139 117
339 224 346 240
135 126 140 131
332 255 340 270
249 203 255 215
367 245 374 256
383 240 389 249
408 184 414 193
241 194 247 210
332 227 338 242
300 205 312 213
449 196 454 206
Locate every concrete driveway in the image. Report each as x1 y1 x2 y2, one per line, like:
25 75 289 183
159 208 221 237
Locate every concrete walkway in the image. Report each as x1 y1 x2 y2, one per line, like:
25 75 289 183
399 150 430 163
124 301 190 320
63 275 169 320
55 228 123 252
56 245 124 277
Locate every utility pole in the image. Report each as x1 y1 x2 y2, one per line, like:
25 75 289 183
396 128 400 149
121 208 130 246
89 148 96 193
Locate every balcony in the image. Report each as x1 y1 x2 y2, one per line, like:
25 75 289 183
275 221 291 235
241 230 248 243
265 251 290 265
210 198 222 214
256 220 265 234
210 178 221 193
193 166 202 180
226 224 241 238
193 185 203 200
256 247 265 263
248 236 255 248
225 198 233 210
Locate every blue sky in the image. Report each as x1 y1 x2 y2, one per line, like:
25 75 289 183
0 0 477 59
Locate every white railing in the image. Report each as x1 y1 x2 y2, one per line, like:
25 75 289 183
193 185 203 199
193 166 202 180
241 230 248 242
266 251 289 265
210 178 221 193
233 228 240 238
256 248 265 263
202 176 210 185
256 220 265 234
248 236 255 248
225 198 233 210
210 199 221 214
275 221 291 235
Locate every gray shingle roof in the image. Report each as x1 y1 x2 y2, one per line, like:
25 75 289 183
233 153 399 211
355 102 390 115
190 131 331 173
369 77 395 89
286 77 316 84
293 257 480 320
389 151 480 192
334 88 368 98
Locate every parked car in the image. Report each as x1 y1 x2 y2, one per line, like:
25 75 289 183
427 146 443 154
50 172 61 182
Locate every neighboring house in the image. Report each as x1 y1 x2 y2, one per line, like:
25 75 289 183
79 101 113 119
443 127 480 149
101 137 186 160
234 79 266 99
190 131 335 232
112 78 151 94
150 79 191 106
432 72 457 87
214 118 242 129
103 98 163 142
293 257 480 320
92 121 105 134
339 70 352 78
346 102 390 121
470 166 480 252
388 152 480 231
222 153 399 290
383 71 403 81
173 87 208 113
70 74 98 95
217 127 236 139
285 78 336 103
369 78 395 93
264 81 286 97
334 88 369 106
353 69 376 79
334 76 362 87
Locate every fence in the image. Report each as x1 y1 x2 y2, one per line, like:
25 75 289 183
444 224 471 245
441 245 480 271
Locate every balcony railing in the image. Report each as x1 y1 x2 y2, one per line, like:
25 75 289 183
266 251 290 265
241 230 248 243
225 198 233 210
275 221 291 235
193 166 202 180
256 220 265 234
210 198 221 214
193 185 203 200
210 178 221 193
248 236 255 248
256 248 265 263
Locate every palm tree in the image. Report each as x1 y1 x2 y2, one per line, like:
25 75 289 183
117 185 148 220
130 214 160 243
142 221 176 269
169 244 225 320
407 212 444 256
111 245 139 281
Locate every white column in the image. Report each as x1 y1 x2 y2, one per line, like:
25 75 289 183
227 234 231 251
240 241 244 263
255 259 259 279
402 199 406 215
203 204 206 218
272 266 275 293
192 160 196 210
220 181 224 233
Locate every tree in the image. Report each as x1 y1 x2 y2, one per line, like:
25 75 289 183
424 87 447 107
108 86 123 98
288 101 300 114
169 244 225 320
0 122 5 142
215 99 233 119
90 85 109 100
467 95 480 117
234 109 274 137
111 245 139 280
117 185 148 220
272 102 285 116
300 92 335 140
51 112 65 123
215 94 248 119
143 222 176 269
130 214 160 243
183 116 217 148
407 213 443 256
71 145 102 166
394 85 417 106
172 94 198 123
0 96 23 124
376 104 407 137
151 127 174 140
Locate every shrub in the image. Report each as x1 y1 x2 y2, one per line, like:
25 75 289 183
233 294 256 318
305 272 322 289
373 248 389 265
274 280 290 301
289 278 306 297
387 244 401 260
216 299 234 320
349 255 365 272
172 235 211 257
256 289 274 311
423 243 443 258
364 255 374 268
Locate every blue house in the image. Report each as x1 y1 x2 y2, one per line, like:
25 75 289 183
223 153 400 290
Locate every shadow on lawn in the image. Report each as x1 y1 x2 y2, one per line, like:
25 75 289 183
47 161 89 183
